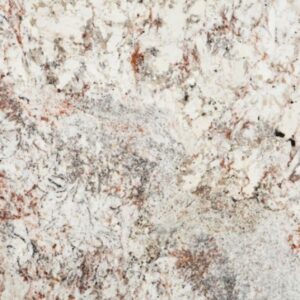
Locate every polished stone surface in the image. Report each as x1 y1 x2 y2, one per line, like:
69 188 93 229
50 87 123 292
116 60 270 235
1 0 300 299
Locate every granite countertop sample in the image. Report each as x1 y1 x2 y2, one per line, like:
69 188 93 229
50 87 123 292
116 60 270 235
1 0 300 299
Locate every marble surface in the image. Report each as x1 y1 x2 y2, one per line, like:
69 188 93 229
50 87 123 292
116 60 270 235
0 0 300 299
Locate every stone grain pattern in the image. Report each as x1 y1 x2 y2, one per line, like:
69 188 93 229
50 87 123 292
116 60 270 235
0 0 300 299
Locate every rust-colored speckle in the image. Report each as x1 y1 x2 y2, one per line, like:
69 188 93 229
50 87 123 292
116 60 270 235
11 192 24 202
288 227 300 254
148 9 163 30
192 185 211 197
137 126 144 133
225 129 232 139
170 244 220 291
220 159 226 169
191 45 200 63
289 171 300 183
41 116 49 122
242 121 251 129
7 0 24 46
131 44 144 74
235 85 249 98
0 211 25 221
58 100 74 116
37 292 46 299
153 17 163 30
179 54 190 73
171 249 193 268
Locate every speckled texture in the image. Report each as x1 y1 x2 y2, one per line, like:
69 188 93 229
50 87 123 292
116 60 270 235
1 0 300 299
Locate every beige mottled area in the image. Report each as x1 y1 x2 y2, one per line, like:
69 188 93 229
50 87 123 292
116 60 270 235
0 0 300 299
